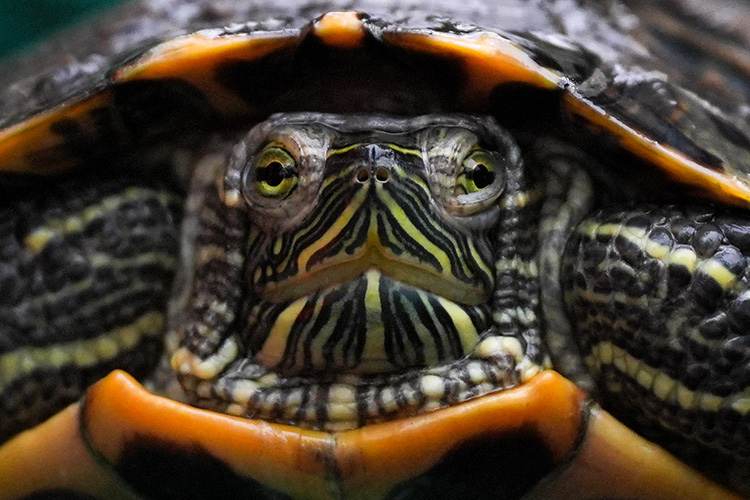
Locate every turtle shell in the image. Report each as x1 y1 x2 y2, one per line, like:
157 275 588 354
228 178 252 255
0 1 749 499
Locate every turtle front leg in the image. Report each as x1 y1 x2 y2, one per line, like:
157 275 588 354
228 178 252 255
563 205 750 493
0 173 181 443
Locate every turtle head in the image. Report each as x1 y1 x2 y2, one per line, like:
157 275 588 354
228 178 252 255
172 113 545 429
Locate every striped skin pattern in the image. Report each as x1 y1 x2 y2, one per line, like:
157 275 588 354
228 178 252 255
244 143 495 374
172 114 548 430
0 173 181 443
563 206 750 485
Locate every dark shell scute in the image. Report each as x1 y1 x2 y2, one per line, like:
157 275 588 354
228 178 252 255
509 32 602 84
581 67 750 176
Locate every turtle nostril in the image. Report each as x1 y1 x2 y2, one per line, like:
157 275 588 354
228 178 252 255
356 168 370 183
375 167 389 182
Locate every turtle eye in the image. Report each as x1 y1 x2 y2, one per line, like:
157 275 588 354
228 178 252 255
254 146 298 198
455 149 498 195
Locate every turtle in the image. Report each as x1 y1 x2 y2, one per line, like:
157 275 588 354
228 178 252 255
0 0 749 499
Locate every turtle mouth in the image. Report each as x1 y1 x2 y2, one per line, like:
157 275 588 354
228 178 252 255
257 249 489 306
172 270 546 430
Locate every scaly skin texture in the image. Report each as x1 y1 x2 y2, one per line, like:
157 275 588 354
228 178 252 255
0 172 181 442
564 206 750 492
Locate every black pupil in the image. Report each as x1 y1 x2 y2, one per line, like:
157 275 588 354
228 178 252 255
265 161 286 187
470 164 494 189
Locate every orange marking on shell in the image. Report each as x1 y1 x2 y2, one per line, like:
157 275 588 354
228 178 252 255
384 30 560 108
313 12 366 49
334 370 586 497
564 94 750 209
0 403 124 499
81 370 584 499
114 33 299 116
0 93 112 174
84 371 334 499
536 406 743 500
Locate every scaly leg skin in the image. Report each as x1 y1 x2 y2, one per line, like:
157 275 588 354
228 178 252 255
563 205 750 495
0 173 181 443
536 146 596 392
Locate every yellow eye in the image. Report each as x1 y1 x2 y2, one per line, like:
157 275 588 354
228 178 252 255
455 150 497 194
254 147 298 198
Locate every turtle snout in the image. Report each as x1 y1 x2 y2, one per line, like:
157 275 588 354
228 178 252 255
352 144 400 184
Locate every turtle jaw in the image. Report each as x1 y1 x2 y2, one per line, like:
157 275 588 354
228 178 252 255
173 232 542 431
174 263 542 431
248 268 493 376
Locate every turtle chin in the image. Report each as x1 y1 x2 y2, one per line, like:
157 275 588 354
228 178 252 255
175 268 545 431
247 268 494 376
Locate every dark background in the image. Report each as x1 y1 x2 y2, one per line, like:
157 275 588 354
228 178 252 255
0 0 130 59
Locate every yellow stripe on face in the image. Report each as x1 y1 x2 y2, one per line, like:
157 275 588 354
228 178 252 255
326 143 422 159
375 183 490 295
327 144 361 157
254 298 307 370
319 166 356 191
295 186 369 272
375 188 457 276
359 269 389 372
386 144 422 157
436 296 479 354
